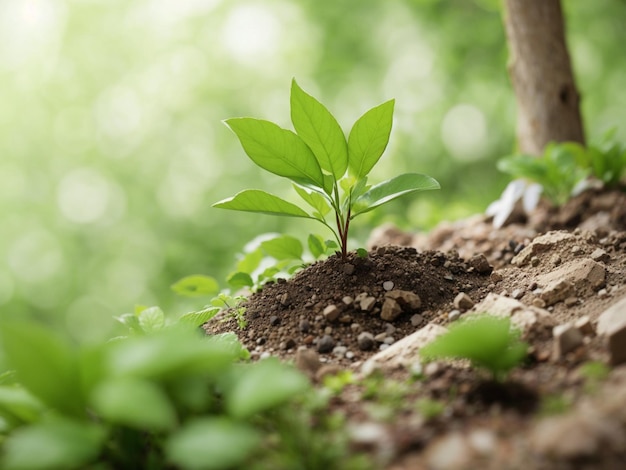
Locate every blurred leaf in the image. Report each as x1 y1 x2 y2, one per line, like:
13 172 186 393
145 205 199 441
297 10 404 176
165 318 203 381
236 247 264 274
167 417 260 470
0 386 44 427
352 173 440 216
420 314 527 379
171 275 219 298
0 321 84 416
290 79 348 179
308 233 326 259
114 313 143 335
90 377 177 431
226 359 309 419
348 100 395 178
2 417 105 470
105 329 240 380
260 234 304 260
293 184 332 217
137 306 165 333
177 307 220 328
225 118 325 189
227 271 254 289
214 190 312 218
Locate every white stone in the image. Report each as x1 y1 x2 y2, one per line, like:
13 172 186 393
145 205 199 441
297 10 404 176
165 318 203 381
361 323 448 373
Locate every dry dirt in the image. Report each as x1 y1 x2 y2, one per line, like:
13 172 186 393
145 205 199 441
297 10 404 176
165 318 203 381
204 187 626 470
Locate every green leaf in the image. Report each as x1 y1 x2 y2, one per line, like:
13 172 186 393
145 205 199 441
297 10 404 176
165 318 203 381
213 189 313 219
0 321 84 417
166 417 260 470
348 99 395 178
236 247 263 274
227 271 254 289
171 275 219 297
352 173 440 216
308 233 326 259
260 234 304 260
90 377 177 431
137 306 166 333
225 117 325 189
114 313 143 335
225 359 309 419
2 418 105 470
105 329 239 380
0 386 44 426
178 307 220 328
293 184 331 218
420 315 527 379
290 79 348 179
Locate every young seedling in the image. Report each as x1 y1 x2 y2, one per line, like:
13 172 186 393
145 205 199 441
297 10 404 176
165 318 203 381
420 314 528 381
213 79 440 259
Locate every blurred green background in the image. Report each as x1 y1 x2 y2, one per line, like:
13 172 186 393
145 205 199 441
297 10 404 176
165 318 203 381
1 0 624 341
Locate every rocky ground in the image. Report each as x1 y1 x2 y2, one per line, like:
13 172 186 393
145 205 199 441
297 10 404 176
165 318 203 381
204 187 626 469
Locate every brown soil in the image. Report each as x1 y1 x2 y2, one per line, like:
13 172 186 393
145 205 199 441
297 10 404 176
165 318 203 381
204 187 626 470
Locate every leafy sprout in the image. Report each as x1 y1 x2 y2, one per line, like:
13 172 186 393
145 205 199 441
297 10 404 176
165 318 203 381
213 79 440 259
420 314 528 381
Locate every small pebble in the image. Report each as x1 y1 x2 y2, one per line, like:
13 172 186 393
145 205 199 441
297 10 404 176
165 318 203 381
384 323 396 335
382 280 395 291
379 344 389 351
374 332 388 342
269 316 280 326
357 332 375 351
299 319 310 333
512 288 524 300
448 310 461 321
410 314 424 327
317 335 335 354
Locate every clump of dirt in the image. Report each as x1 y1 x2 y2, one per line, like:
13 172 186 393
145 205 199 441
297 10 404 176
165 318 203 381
204 247 495 366
203 187 626 470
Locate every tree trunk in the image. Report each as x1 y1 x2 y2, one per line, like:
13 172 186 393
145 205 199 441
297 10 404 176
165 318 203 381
503 0 585 155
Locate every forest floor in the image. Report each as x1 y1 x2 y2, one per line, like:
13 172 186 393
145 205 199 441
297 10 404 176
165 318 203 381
204 186 626 470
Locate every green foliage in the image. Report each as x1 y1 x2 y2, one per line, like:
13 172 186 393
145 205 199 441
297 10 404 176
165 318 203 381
115 305 221 335
498 134 626 206
214 80 439 258
0 319 364 469
415 398 446 420
579 360 610 394
574 130 626 186
225 233 337 291
171 275 220 298
420 314 528 381
497 142 588 206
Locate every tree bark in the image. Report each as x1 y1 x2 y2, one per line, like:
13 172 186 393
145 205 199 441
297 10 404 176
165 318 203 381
503 0 585 155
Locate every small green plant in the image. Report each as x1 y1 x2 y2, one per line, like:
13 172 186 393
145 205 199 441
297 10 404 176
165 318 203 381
579 360 610 394
497 142 589 206
213 79 440 259
115 304 222 336
0 318 368 469
227 233 338 291
420 314 528 381
495 132 626 210
415 398 446 420
574 129 626 186
539 393 572 416
213 293 248 329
